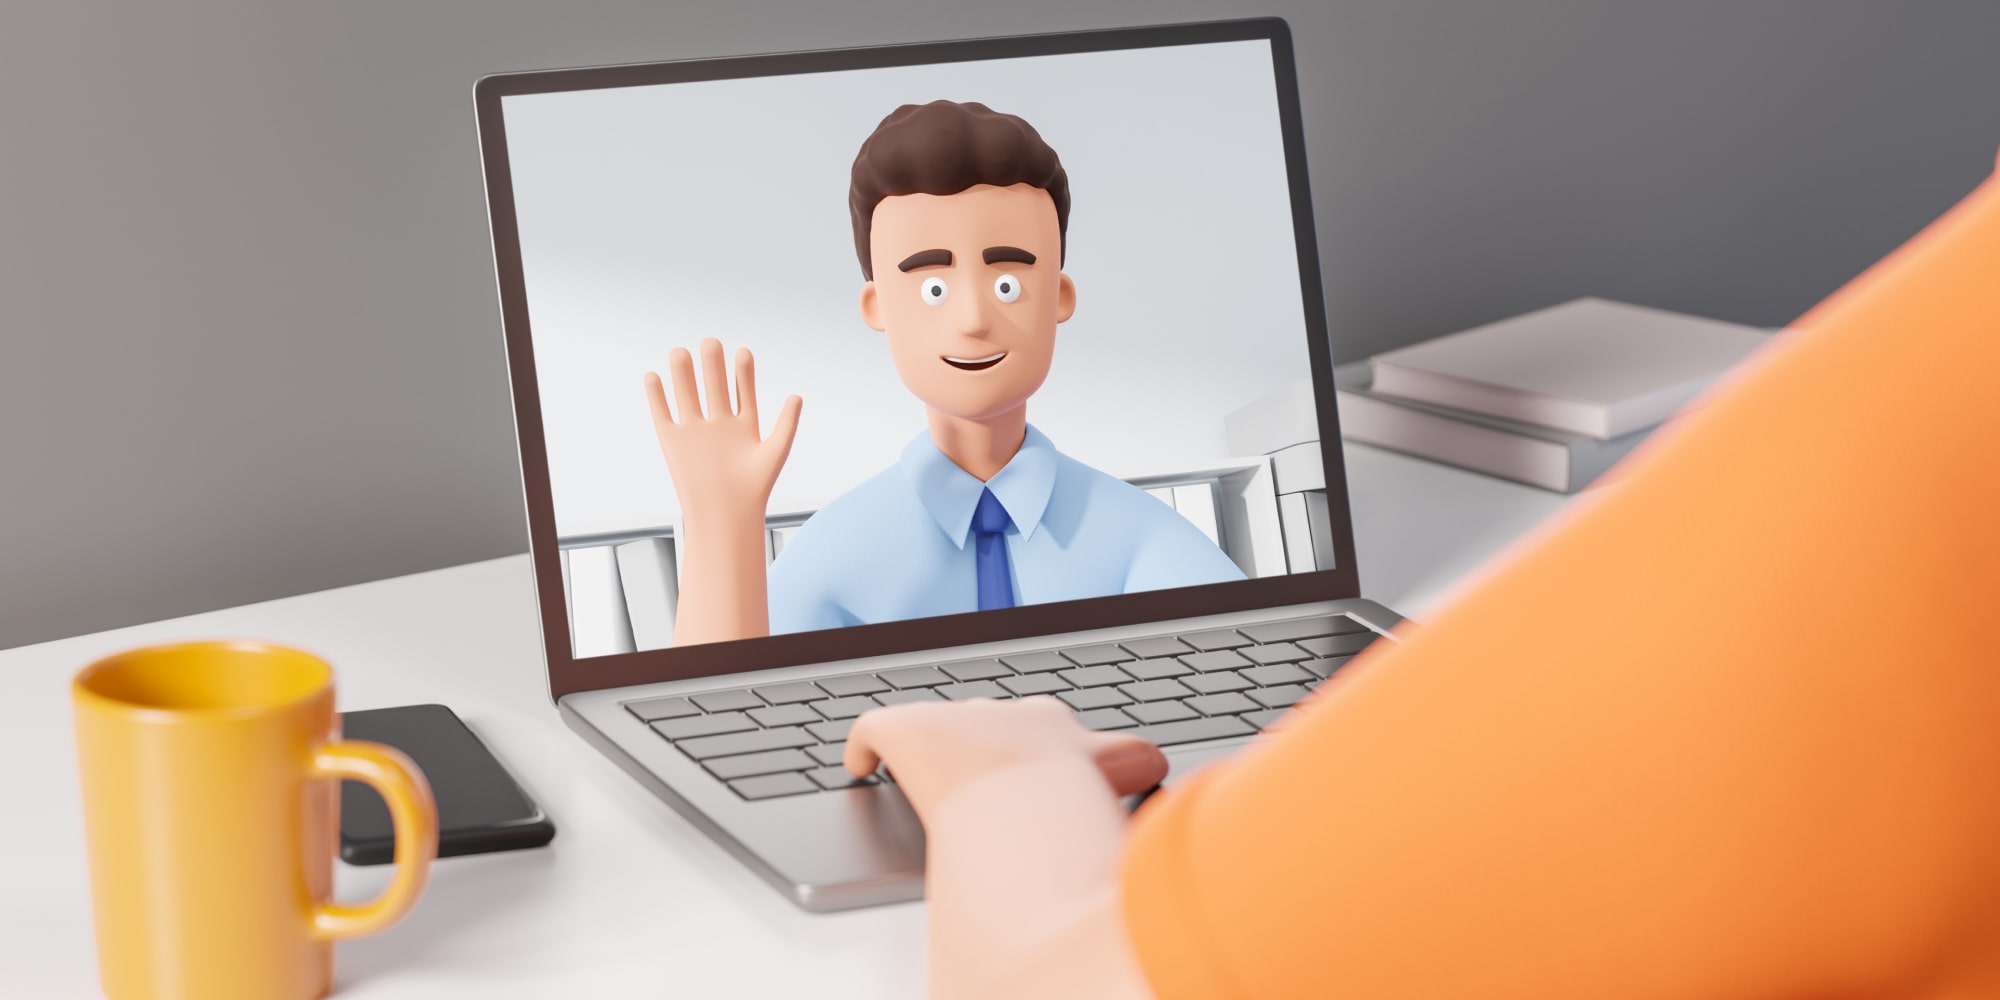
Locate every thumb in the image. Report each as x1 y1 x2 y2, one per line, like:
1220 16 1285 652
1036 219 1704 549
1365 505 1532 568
765 394 804 457
1085 732 1169 797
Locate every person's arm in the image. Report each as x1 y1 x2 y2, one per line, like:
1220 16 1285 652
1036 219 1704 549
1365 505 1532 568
1115 155 2000 999
642 338 802 645
1121 496 1247 592
843 697 1163 1000
765 527 859 636
845 156 2000 1000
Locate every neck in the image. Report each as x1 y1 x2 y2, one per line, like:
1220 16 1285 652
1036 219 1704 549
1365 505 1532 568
927 405 1027 482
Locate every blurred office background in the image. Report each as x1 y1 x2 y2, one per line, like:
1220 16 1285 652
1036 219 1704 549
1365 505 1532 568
4 0 1998 648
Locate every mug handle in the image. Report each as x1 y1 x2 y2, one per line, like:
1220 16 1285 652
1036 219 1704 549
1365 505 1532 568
308 740 438 941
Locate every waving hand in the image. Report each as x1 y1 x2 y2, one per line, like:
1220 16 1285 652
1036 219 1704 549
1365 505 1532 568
642 338 803 644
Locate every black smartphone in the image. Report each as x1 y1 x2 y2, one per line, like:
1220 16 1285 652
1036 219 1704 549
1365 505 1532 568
338 703 555 865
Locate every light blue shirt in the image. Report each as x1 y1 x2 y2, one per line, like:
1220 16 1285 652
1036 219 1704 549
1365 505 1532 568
769 425 1246 634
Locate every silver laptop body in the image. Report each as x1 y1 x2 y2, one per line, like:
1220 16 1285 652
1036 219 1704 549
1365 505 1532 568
476 17 1405 912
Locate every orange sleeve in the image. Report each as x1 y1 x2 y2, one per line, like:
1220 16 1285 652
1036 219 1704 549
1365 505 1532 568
1121 157 2000 1000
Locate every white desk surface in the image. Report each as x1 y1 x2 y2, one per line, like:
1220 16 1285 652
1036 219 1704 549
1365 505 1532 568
1 444 1575 998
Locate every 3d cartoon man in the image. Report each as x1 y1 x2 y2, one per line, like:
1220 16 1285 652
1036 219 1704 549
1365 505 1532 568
644 100 1244 646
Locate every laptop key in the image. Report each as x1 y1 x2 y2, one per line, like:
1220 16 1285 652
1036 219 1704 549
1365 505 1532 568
817 674 891 697
1061 643 1133 666
1243 708 1289 730
809 696 877 720
730 772 817 800
704 748 816 781
1181 649 1252 672
1124 700 1198 725
1302 656 1356 679
1180 628 1251 651
1298 632 1379 658
1058 665 1130 688
625 696 701 722
691 689 763 714
1239 616 1368 644
1184 672 1253 695
1124 657 1193 681
1001 651 1070 674
1059 687 1133 711
1250 684 1310 709
807 719 854 742
874 688 945 707
680 726 817 760
806 743 847 767
653 712 757 741
1000 673 1070 697
1121 678 1194 702
1241 663 1314 687
807 765 876 791
1186 692 1259 716
752 681 825 705
1075 708 1137 731
1243 643 1312 665
1121 635 1191 658
748 704 820 728
941 658 1013 681
1128 715 1255 746
938 680 1010 700
881 665 951 689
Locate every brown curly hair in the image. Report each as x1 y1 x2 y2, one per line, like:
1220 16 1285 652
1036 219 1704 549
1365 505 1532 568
848 100 1070 280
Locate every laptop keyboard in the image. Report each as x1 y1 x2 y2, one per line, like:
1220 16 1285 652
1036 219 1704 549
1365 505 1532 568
623 614 1386 801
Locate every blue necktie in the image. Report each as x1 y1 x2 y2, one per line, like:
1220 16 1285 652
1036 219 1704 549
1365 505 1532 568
971 488 1016 611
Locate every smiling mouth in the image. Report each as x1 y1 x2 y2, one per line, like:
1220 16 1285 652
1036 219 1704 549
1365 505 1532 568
942 352 1007 372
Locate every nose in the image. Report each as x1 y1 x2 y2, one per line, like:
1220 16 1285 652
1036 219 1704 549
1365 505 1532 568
942 270 994 340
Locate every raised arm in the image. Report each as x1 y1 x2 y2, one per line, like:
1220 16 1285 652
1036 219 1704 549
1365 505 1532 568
642 338 802 646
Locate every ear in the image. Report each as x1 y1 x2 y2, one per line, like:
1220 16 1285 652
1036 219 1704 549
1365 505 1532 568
858 281 886 332
1055 272 1077 324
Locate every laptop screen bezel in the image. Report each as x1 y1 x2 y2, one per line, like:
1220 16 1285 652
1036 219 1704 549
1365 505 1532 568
474 17 1362 701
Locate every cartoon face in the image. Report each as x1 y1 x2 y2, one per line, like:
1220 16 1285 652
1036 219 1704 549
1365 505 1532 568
859 183 1077 422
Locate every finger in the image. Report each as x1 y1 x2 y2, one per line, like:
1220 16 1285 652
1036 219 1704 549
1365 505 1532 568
842 708 892 777
765 394 804 461
1017 694 1075 718
734 348 759 426
643 371 675 425
668 347 700 422
699 338 730 419
1084 732 1170 797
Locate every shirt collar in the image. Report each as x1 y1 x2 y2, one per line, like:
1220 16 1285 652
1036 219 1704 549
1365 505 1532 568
900 424 1059 549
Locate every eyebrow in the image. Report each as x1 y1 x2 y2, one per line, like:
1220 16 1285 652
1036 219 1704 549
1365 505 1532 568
897 249 953 272
982 246 1037 266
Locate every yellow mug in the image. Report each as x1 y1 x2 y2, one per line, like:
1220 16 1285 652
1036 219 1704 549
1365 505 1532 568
72 640 438 1000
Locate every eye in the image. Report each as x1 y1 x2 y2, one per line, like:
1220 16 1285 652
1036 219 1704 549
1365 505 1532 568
993 273 1021 303
920 276 949 307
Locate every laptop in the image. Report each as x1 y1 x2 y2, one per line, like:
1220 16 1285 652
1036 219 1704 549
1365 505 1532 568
474 17 1405 912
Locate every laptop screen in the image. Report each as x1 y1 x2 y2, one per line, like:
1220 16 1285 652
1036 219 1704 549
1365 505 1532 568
488 27 1348 665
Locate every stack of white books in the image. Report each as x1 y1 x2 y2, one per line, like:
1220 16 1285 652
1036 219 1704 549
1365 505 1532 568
1228 298 1774 494
1351 297 1773 491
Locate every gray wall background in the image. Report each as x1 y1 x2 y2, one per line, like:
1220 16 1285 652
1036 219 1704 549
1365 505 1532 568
4 0 1997 649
